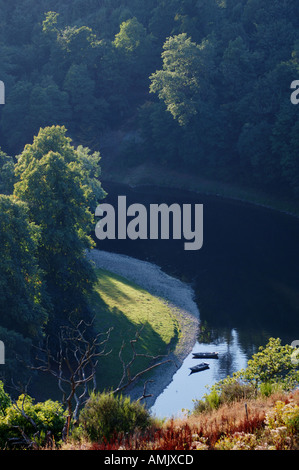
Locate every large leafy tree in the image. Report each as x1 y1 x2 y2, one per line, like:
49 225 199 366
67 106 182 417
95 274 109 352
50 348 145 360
13 126 105 331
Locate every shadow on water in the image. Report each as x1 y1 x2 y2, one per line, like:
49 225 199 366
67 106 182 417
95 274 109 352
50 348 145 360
95 182 299 416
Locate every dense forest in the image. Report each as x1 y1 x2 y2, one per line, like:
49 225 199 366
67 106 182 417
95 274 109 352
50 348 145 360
0 0 299 399
0 0 299 197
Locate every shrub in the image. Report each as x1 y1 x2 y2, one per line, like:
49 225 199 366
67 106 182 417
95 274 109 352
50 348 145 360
263 399 299 450
0 394 66 449
192 390 220 414
241 338 299 390
265 400 299 434
76 392 153 443
214 432 258 450
193 381 255 414
219 381 255 403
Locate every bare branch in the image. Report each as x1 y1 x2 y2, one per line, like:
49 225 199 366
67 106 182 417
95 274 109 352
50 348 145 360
30 319 113 439
112 328 174 396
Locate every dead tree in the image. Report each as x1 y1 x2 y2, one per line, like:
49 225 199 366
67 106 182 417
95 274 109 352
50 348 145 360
32 318 112 439
32 322 174 441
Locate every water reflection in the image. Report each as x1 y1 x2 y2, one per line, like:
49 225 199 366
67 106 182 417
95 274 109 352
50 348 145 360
151 329 248 419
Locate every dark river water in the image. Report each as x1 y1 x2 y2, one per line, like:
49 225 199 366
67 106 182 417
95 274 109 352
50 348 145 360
95 182 299 417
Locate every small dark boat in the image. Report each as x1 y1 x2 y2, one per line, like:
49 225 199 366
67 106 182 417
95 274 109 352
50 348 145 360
192 352 219 359
189 362 210 375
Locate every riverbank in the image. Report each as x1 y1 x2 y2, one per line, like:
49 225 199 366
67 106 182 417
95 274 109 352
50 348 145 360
100 158 299 219
86 249 200 410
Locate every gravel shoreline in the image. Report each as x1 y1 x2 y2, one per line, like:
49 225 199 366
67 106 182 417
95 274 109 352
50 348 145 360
86 249 200 410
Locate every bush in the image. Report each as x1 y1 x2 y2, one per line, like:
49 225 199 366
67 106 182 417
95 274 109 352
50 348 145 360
219 381 255 403
265 400 299 434
193 381 255 414
263 400 299 449
214 432 258 450
75 392 153 443
193 390 220 414
0 394 67 449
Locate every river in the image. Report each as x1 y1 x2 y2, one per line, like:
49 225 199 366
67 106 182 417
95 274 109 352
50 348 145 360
94 181 299 418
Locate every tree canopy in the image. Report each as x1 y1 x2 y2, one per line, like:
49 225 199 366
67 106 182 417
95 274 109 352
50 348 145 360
0 0 298 196
14 126 105 331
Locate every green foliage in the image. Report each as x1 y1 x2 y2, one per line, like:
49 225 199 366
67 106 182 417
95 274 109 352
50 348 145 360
114 17 150 55
0 194 48 382
150 33 209 127
13 126 106 330
0 393 66 449
241 338 299 390
0 382 11 416
0 149 15 195
264 399 299 449
75 391 152 443
0 327 33 385
0 195 47 339
193 380 255 414
1 0 299 198
42 11 60 36
265 400 299 434
193 338 299 415
214 432 258 451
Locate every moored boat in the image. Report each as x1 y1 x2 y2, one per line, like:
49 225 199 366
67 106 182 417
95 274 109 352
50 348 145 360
192 352 219 359
189 362 210 375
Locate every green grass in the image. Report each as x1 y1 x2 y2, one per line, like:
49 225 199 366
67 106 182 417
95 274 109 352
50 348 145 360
31 268 180 402
90 268 180 391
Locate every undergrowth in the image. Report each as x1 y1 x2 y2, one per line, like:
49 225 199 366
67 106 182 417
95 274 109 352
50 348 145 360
63 390 299 451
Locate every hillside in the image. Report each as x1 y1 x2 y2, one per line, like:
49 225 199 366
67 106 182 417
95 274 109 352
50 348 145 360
0 0 299 200
63 389 299 450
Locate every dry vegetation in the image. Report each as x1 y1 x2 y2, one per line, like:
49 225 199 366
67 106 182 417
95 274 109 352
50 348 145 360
62 390 299 451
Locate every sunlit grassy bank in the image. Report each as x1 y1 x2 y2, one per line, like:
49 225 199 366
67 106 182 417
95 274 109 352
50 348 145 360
90 268 180 391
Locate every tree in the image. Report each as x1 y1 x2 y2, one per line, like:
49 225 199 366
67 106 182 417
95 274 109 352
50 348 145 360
0 389 66 449
0 80 71 155
210 338 299 397
0 195 47 340
15 125 106 211
241 338 299 390
113 17 157 102
32 322 171 440
63 63 106 141
57 25 98 66
114 17 151 56
13 126 105 330
32 319 112 436
150 33 215 127
0 81 32 153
